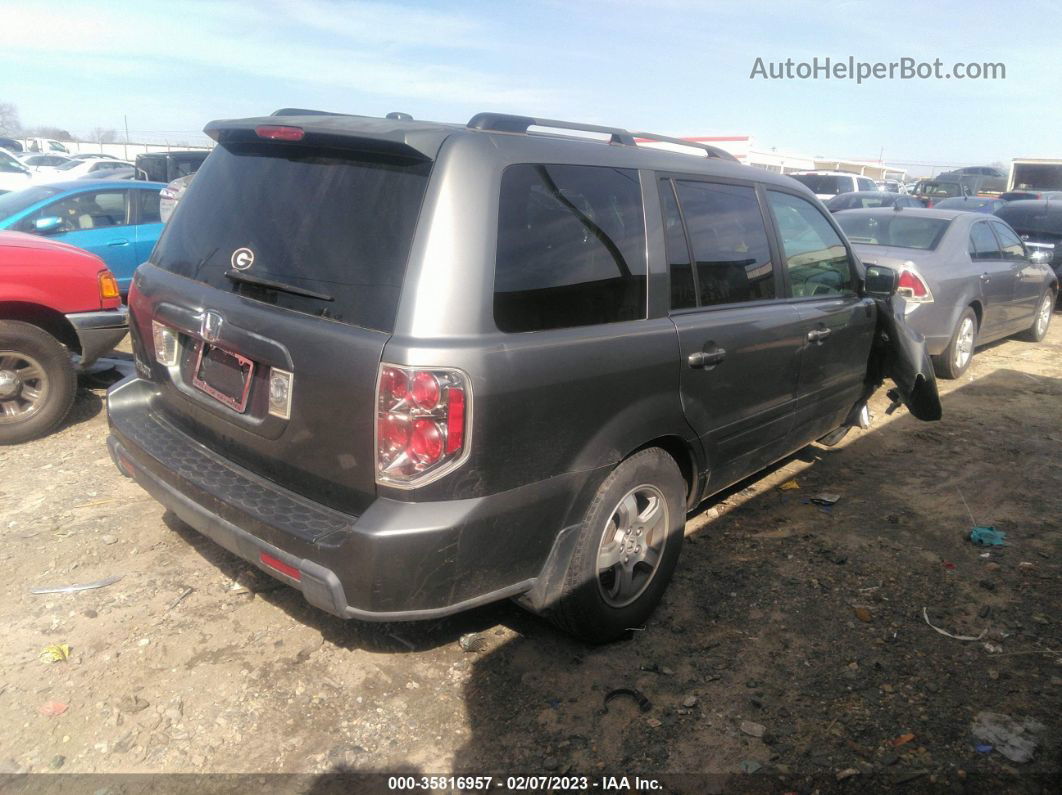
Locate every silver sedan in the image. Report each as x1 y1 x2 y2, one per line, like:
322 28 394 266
836 207 1058 378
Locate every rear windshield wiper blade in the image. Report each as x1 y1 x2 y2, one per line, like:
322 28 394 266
225 270 334 302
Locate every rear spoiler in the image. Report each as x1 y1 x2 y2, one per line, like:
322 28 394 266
203 118 445 161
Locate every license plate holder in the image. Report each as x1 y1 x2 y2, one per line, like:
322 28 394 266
191 342 254 413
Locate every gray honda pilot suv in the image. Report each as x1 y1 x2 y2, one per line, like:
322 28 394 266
107 110 940 642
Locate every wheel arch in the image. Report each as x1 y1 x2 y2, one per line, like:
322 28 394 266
0 302 80 355
626 435 700 509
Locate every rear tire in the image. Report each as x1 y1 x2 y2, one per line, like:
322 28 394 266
0 321 76 445
1019 290 1055 342
932 307 977 380
549 448 686 643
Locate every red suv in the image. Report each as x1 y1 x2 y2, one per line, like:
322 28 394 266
0 231 128 443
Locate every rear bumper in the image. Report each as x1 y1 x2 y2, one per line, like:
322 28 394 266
66 307 128 367
106 376 601 620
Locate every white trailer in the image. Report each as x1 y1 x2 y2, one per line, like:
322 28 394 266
1008 158 1062 192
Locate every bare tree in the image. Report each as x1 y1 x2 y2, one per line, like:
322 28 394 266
0 102 20 135
24 126 73 141
90 127 118 143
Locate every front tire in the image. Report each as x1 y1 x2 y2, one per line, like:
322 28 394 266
0 321 76 445
1019 290 1055 342
549 448 686 643
933 307 977 379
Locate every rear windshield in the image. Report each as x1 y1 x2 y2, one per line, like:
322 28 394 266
152 142 431 333
919 182 963 198
836 214 951 250
791 175 850 195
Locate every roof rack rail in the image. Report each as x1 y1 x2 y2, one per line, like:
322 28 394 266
467 113 636 146
630 131 738 162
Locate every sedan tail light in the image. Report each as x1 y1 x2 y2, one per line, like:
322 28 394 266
376 364 470 486
897 266 934 303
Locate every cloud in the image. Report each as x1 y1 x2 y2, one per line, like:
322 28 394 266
0 0 558 108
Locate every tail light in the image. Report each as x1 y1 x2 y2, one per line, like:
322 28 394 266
897 266 934 303
98 270 120 300
376 364 470 486
151 320 179 366
255 125 304 141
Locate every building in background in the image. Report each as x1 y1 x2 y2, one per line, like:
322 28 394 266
668 135 907 182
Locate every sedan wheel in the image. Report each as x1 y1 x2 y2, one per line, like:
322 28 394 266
1021 291 1055 343
932 307 978 380
954 316 975 371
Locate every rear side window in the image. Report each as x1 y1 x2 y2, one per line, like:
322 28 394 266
969 222 1001 260
673 180 775 307
152 143 431 333
137 189 161 224
991 222 1026 260
494 164 646 333
659 179 695 309
766 191 854 297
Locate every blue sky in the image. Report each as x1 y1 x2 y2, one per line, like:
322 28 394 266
1 0 1058 173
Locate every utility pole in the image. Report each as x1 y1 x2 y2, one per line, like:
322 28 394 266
124 114 129 161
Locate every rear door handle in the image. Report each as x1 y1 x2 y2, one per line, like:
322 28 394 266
688 347 727 369
108 239 130 247
807 327 832 343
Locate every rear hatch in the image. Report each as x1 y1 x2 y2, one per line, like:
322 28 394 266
127 127 435 515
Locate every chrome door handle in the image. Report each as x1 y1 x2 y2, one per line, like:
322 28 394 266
108 239 130 247
807 327 832 343
980 273 990 283
688 348 727 369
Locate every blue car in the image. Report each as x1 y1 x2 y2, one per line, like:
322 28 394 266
0 180 166 292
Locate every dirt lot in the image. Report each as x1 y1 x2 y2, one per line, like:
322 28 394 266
1 313 1060 793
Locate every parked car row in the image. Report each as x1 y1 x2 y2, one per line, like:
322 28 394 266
836 208 1055 378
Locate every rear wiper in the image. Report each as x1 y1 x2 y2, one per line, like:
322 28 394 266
225 270 334 302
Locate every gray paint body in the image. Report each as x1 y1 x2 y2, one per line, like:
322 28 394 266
844 208 1057 355
108 113 935 619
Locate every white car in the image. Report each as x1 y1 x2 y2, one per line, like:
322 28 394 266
0 148 33 194
788 170 877 201
18 153 74 173
33 158 139 183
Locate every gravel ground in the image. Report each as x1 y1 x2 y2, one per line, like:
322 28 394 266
0 311 1060 792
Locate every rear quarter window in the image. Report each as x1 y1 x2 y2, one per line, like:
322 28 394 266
494 164 647 333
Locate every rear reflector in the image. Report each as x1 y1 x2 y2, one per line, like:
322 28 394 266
260 552 301 581
255 125 305 141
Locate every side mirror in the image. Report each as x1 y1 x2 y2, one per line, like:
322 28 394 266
863 264 898 297
1028 248 1052 265
33 216 63 234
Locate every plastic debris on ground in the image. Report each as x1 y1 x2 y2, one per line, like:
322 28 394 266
779 479 800 491
969 526 1006 546
39 644 71 663
809 493 841 506
602 688 652 714
971 711 1044 763
30 575 123 595
739 760 762 774
890 732 915 747
458 633 486 653
38 701 68 717
922 608 986 641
